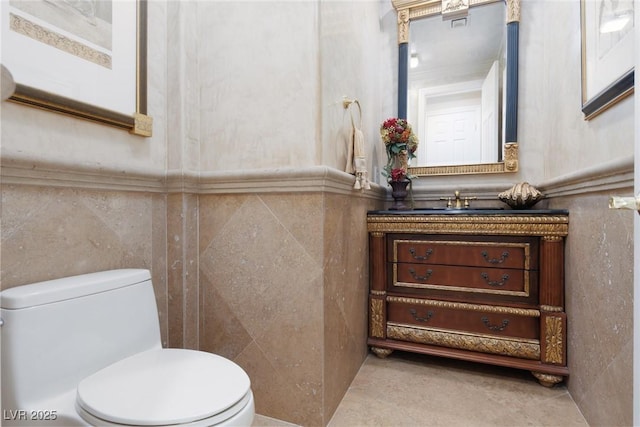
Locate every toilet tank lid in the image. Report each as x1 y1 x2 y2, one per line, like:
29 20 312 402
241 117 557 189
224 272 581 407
0 269 151 309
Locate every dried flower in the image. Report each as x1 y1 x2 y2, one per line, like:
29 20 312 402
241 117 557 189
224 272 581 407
380 118 419 182
390 168 406 182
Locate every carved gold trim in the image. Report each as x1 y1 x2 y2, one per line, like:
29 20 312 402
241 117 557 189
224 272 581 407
542 235 563 242
398 9 410 44
544 316 564 364
408 144 519 176
409 162 510 177
387 296 540 317
370 299 385 338
531 372 563 387
371 290 386 296
504 142 519 172
371 347 394 358
392 0 499 20
387 324 540 360
506 0 521 23
10 14 112 69
367 215 569 237
540 305 563 312
388 322 539 344
442 0 469 18
132 113 153 137
371 231 385 238
392 0 441 21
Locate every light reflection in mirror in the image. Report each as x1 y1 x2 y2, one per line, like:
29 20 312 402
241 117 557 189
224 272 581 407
408 1 506 167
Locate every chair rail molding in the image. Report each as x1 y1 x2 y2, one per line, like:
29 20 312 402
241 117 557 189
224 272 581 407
1 154 386 198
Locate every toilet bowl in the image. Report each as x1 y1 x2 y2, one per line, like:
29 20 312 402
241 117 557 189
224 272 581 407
0 269 254 426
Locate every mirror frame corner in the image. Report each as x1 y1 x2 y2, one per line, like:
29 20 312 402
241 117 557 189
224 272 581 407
394 0 521 177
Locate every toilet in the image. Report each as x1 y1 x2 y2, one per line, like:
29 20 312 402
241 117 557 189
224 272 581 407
0 269 255 426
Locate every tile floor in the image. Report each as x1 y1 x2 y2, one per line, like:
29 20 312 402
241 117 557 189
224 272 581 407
252 351 589 427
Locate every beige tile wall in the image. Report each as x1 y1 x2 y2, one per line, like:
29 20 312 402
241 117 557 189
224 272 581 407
200 193 325 424
167 192 200 349
321 194 373 420
196 191 380 426
0 163 383 427
3 169 632 426
0 184 170 345
549 193 634 426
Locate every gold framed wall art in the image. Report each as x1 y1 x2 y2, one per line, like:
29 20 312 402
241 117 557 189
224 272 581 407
1 0 152 136
581 0 634 120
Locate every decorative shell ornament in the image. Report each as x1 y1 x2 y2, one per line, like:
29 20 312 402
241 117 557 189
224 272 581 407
498 182 544 209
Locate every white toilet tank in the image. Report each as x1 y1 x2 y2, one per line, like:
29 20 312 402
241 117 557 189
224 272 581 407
1 269 162 417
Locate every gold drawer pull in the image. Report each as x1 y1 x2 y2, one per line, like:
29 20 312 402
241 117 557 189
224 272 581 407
408 268 433 281
409 247 433 261
481 250 509 264
409 309 433 323
481 316 509 331
480 272 509 287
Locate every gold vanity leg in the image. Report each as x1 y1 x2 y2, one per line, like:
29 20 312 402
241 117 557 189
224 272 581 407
371 347 394 358
535 235 567 388
368 231 390 358
531 372 563 387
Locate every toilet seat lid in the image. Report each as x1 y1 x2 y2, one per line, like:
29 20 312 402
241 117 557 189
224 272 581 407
76 349 251 426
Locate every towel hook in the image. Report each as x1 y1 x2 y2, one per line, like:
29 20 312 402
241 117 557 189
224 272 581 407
342 97 362 129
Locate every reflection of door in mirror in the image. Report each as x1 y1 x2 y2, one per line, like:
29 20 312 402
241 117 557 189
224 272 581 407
408 1 506 167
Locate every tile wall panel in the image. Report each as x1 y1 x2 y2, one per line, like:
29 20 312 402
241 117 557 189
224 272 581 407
549 194 633 426
197 191 379 426
0 184 169 343
167 192 200 349
198 193 324 425
322 193 376 420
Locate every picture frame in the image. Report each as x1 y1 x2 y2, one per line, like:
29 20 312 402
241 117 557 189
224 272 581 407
1 0 152 136
580 0 634 120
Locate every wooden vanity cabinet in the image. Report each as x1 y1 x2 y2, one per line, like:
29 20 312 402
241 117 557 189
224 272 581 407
367 211 569 386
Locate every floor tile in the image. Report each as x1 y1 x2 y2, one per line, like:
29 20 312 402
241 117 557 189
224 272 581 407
253 352 589 427
328 353 588 427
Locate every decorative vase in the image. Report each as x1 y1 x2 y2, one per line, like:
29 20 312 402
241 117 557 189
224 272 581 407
389 179 411 210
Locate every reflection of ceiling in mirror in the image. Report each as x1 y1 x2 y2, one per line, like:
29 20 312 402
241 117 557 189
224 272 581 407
408 2 505 89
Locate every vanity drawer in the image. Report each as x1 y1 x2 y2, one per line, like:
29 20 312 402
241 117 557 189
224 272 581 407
392 263 529 296
368 213 569 383
392 239 533 270
386 297 540 341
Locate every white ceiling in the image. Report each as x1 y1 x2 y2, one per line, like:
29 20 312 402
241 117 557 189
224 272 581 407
408 2 506 88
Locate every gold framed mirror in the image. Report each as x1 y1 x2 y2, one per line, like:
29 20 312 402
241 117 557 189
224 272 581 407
392 0 520 176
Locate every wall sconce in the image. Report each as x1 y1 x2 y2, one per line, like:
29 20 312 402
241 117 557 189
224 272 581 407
410 53 419 69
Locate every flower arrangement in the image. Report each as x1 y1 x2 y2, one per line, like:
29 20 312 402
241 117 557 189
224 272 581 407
380 117 418 183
